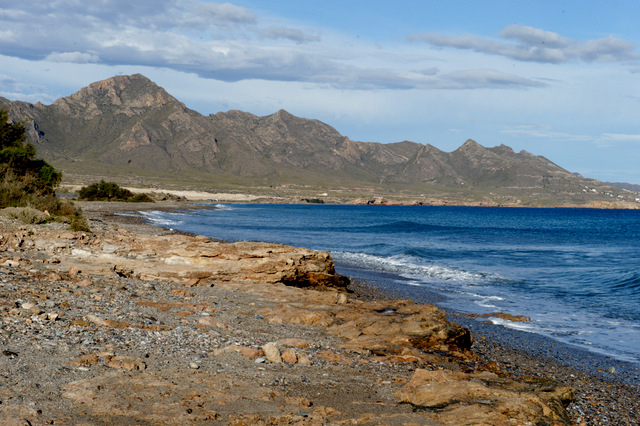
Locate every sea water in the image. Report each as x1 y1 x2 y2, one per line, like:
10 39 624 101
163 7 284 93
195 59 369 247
139 204 640 365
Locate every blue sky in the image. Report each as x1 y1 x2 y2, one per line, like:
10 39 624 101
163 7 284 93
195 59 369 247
1 1 640 183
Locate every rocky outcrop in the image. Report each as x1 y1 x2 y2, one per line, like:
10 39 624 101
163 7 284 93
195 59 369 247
396 369 573 425
19 224 348 290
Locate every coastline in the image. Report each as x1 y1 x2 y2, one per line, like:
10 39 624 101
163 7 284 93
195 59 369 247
0 200 637 424
346 274 640 425
92 201 640 424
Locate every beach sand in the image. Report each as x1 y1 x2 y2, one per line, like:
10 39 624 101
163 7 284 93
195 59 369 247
0 200 637 424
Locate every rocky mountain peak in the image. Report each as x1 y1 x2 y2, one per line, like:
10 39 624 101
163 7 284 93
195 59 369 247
53 74 179 118
456 139 484 152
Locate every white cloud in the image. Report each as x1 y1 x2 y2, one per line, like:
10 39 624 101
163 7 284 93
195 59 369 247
408 24 640 64
500 25 572 48
45 51 99 64
501 126 592 142
0 1 554 91
600 133 640 142
438 69 546 89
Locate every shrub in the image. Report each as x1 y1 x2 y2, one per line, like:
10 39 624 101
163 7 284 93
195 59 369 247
78 180 153 203
0 207 49 224
0 108 87 230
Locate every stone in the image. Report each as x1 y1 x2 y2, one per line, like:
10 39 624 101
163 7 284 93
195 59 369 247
296 354 312 365
395 369 573 424
29 305 44 315
262 342 282 363
278 338 312 349
234 346 262 359
183 277 201 287
197 317 229 328
281 349 298 364
105 355 146 370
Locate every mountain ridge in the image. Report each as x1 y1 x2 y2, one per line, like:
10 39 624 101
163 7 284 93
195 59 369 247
1 74 635 207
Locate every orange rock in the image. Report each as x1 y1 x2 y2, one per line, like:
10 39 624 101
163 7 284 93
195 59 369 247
104 355 146 371
281 349 298 364
183 278 200 287
316 350 353 365
277 338 312 349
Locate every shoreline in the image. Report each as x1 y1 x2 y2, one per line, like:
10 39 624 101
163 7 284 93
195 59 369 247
89 200 640 424
1 200 637 424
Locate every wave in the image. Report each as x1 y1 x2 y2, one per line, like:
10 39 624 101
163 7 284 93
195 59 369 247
213 203 234 210
137 210 185 227
609 270 640 292
333 251 491 284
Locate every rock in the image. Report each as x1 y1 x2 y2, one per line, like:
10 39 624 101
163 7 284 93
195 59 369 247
316 350 352 365
29 305 44 315
183 277 201 287
105 355 146 370
278 338 312 349
197 317 229 328
262 342 282 363
296 353 312 365
189 362 200 369
21 302 36 310
281 349 298 364
395 369 573 424
234 346 262 359
477 312 532 322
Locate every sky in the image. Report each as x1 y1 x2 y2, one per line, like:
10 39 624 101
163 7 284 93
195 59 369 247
1 1 640 184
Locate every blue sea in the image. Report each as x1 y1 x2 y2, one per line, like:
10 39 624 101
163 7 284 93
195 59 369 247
138 204 640 366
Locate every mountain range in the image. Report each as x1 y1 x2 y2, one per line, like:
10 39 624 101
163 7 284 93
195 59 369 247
1 74 636 207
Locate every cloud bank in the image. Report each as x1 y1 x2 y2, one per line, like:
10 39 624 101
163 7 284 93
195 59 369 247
408 24 640 64
0 1 560 90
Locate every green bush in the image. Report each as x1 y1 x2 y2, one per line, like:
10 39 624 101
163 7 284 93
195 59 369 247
1 108 87 230
0 110 61 197
78 180 154 203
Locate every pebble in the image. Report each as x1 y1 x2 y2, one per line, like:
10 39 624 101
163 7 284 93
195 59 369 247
189 362 200 369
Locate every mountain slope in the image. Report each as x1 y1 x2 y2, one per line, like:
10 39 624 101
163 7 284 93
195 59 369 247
0 74 632 206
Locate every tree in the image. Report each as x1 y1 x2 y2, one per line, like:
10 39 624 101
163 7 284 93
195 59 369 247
0 109 62 205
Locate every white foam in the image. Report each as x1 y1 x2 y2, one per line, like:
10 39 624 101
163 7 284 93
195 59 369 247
483 317 537 332
333 251 489 284
137 211 184 226
214 203 234 210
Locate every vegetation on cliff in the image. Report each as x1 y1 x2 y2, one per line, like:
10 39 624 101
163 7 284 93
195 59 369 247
0 109 87 230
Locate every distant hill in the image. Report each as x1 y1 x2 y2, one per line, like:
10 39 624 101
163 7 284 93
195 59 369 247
607 182 640 193
1 74 636 207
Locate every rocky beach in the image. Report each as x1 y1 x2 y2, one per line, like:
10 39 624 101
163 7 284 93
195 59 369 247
0 201 638 425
